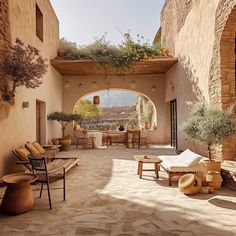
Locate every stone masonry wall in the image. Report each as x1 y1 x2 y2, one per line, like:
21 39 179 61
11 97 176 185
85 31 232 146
209 1 236 160
209 0 236 106
0 0 11 61
160 0 194 54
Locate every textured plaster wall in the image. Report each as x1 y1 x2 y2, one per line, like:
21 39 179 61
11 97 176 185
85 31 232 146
62 75 168 144
0 0 63 176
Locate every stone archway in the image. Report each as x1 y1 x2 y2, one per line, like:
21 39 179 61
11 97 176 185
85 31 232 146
209 1 236 160
62 74 169 144
73 88 158 130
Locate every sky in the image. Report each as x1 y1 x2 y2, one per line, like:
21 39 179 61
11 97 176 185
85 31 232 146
50 0 165 45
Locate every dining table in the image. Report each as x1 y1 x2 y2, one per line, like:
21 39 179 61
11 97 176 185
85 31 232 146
87 130 103 149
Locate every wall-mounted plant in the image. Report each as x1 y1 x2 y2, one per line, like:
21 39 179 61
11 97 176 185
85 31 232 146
0 38 48 104
57 32 170 75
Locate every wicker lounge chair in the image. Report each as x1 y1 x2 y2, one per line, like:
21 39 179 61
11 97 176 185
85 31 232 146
159 149 204 186
14 142 79 174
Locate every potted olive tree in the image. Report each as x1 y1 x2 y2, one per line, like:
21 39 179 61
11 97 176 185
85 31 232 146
182 103 236 172
0 38 48 104
47 112 81 150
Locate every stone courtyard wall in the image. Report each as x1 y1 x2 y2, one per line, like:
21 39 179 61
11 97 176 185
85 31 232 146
159 0 236 159
0 0 11 60
0 0 63 177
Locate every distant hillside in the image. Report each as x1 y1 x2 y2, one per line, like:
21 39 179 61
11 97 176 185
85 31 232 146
87 91 137 107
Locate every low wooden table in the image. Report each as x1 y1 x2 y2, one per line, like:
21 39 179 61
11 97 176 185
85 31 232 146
133 155 162 179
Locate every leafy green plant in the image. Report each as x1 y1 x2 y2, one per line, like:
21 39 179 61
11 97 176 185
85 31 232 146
0 38 48 104
182 103 236 161
47 112 82 137
57 32 169 74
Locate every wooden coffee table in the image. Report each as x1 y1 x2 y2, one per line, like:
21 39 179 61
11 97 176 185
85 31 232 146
133 155 162 179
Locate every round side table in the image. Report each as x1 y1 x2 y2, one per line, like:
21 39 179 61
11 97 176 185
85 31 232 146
1 173 38 215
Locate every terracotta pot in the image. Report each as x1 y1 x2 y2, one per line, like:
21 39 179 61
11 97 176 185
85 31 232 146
1 173 38 215
204 160 221 173
178 174 202 195
59 138 71 151
51 138 59 145
206 171 222 190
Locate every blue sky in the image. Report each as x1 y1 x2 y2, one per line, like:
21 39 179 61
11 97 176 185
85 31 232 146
50 0 165 45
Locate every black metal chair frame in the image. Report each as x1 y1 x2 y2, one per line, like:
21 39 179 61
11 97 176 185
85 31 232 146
28 154 66 210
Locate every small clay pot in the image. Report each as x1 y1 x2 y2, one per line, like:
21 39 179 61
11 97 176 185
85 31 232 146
51 138 59 145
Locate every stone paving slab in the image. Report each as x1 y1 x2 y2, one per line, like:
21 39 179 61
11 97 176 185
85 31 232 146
0 146 235 236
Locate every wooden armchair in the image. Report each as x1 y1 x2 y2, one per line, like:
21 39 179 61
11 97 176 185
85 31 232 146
139 130 149 148
126 130 141 148
100 130 112 148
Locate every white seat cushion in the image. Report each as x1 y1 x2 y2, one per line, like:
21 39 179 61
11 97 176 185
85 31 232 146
178 149 202 167
159 150 203 173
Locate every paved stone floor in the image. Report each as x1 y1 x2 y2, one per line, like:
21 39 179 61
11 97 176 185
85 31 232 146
0 146 236 236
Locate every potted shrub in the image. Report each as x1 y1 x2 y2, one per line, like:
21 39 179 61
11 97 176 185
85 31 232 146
47 112 82 151
182 103 236 172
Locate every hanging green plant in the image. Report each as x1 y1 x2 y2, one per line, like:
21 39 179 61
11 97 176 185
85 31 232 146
57 32 169 74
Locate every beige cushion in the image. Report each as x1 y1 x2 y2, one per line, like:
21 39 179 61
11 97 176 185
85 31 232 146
25 142 41 155
32 141 45 154
15 147 30 161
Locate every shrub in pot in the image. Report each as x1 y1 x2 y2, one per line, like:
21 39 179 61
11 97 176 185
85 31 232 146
47 112 82 150
182 103 236 172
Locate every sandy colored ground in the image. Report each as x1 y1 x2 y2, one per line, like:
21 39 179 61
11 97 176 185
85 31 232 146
0 146 236 236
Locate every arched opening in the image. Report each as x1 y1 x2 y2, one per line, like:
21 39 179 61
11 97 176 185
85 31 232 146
220 5 236 160
73 89 157 131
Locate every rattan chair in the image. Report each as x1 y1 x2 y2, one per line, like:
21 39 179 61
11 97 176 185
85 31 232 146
28 154 66 210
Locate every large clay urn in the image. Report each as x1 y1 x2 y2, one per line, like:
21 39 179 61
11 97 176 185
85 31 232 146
1 173 37 215
59 138 71 151
206 171 222 190
178 174 202 195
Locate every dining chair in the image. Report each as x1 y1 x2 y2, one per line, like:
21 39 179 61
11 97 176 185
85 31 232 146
100 129 112 148
74 130 94 149
28 154 66 210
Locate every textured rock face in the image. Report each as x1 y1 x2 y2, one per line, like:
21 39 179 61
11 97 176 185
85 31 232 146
159 0 236 160
160 0 194 55
0 0 11 60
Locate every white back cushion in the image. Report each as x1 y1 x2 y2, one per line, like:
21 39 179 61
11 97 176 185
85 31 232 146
178 149 202 167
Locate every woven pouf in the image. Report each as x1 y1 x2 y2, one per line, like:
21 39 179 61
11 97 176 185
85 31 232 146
178 174 202 195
